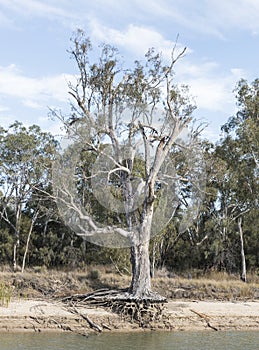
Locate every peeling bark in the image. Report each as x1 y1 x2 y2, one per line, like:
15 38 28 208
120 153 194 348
129 238 152 297
128 201 154 298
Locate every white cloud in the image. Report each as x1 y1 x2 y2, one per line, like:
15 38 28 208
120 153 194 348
0 0 71 19
170 55 247 121
189 78 230 111
201 125 222 142
90 20 187 59
181 62 246 113
87 0 223 38
0 105 9 112
0 64 74 108
179 61 220 79
108 0 259 38
0 0 254 138
22 99 42 109
0 10 14 27
93 0 174 19
159 0 259 37
206 0 259 32
1 0 259 37
0 0 79 29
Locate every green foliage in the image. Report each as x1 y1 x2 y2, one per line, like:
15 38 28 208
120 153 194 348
0 228 13 264
88 269 100 280
202 78 259 273
0 122 57 270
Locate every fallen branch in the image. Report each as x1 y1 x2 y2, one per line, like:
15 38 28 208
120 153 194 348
82 314 103 333
29 315 42 325
190 309 218 331
102 323 112 330
69 307 103 332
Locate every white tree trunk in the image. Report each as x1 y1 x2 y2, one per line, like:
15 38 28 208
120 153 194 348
13 240 18 272
129 239 151 298
21 211 38 273
238 217 247 282
13 201 22 272
128 204 154 298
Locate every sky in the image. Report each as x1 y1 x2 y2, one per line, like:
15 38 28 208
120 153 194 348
1 0 259 141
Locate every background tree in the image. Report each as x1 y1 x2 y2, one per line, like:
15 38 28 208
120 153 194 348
212 79 259 279
0 122 57 271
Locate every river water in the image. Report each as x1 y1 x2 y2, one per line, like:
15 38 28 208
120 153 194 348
1 331 259 350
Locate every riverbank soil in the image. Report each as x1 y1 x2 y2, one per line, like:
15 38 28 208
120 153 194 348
0 268 259 333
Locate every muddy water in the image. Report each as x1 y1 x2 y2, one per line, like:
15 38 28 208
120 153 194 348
1 331 259 349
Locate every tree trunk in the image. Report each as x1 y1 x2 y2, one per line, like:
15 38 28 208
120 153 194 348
150 243 156 278
128 204 154 299
21 211 38 273
129 238 151 298
13 237 19 272
238 217 247 282
13 201 22 272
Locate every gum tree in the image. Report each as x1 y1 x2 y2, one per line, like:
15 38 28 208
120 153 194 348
53 30 204 300
0 122 56 271
215 79 259 281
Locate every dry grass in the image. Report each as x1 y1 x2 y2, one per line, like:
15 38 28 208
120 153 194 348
151 270 259 301
0 282 13 307
0 266 258 302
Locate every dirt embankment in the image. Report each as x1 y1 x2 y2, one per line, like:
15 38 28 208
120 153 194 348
1 299 259 334
0 270 259 334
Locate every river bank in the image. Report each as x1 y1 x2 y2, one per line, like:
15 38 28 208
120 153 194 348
0 269 259 334
0 299 259 334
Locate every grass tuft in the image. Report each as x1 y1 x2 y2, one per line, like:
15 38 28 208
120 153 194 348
0 282 13 307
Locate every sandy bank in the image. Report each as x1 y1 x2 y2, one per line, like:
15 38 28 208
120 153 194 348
0 299 259 334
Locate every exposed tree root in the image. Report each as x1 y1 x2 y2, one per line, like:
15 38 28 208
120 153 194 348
62 288 167 326
62 288 166 303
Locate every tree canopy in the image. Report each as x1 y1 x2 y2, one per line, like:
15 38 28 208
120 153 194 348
0 35 258 286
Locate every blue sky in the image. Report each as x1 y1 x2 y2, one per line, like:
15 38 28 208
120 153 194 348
1 0 259 140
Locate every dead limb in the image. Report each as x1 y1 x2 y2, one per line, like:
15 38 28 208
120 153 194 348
82 314 103 333
110 256 123 276
102 323 112 330
69 307 103 332
190 309 218 331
